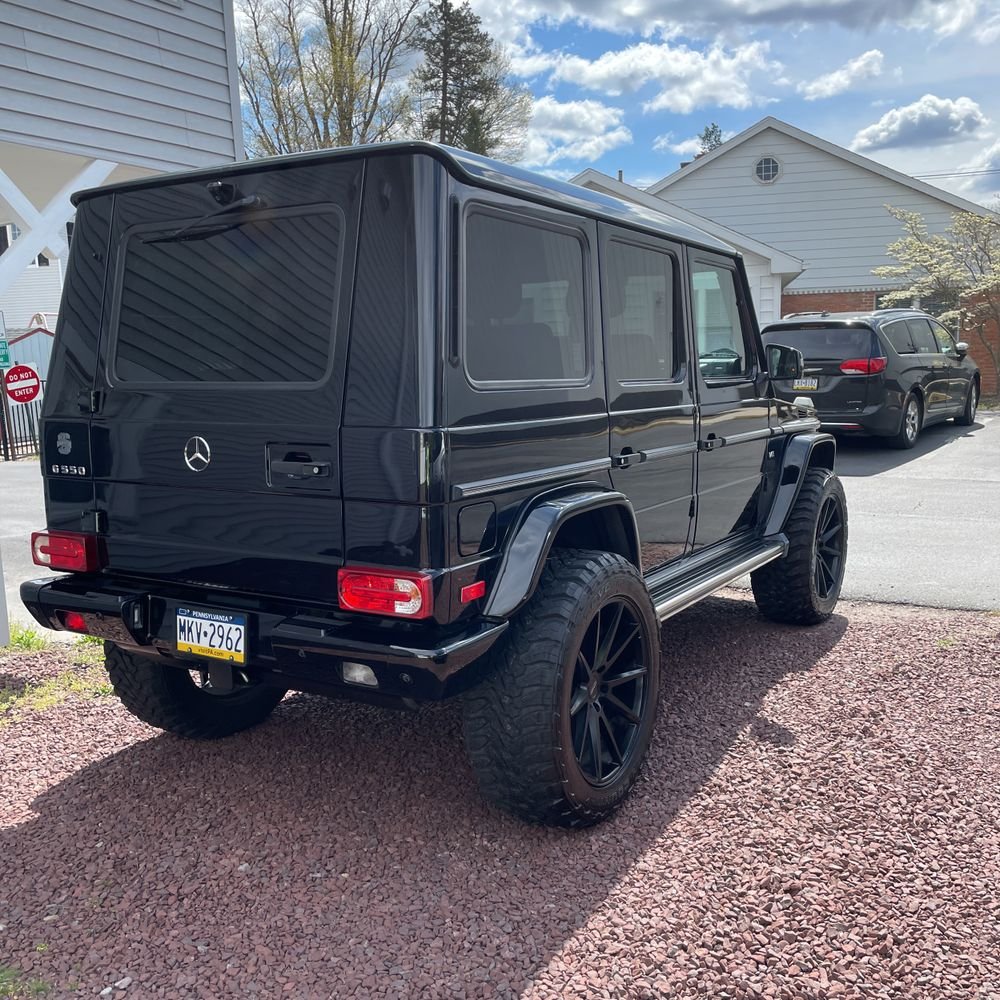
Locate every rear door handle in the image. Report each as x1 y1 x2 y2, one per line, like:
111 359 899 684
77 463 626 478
270 460 331 478
613 449 644 468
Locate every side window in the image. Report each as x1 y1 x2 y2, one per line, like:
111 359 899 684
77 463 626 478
604 241 680 383
906 318 939 355
690 260 751 378
465 211 587 385
882 319 915 355
930 321 957 354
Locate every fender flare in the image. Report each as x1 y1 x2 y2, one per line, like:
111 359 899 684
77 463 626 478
763 432 837 537
483 486 640 620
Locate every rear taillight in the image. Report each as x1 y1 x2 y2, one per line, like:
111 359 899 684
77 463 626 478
30 531 103 572
59 611 88 633
338 568 434 619
840 357 887 374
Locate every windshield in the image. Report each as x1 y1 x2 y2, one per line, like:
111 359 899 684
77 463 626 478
114 206 343 383
761 326 877 361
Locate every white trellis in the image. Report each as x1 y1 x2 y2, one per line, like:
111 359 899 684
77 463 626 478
0 158 117 300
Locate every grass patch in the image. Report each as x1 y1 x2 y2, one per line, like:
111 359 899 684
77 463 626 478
72 635 106 668
0 965 51 999
0 666 113 726
2 624 49 653
936 636 957 649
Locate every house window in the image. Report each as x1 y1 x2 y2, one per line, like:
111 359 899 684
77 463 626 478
3 223 47 265
754 156 781 184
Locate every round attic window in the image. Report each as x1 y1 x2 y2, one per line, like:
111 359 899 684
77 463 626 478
754 156 781 184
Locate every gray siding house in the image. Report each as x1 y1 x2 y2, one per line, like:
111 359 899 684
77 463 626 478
0 0 244 333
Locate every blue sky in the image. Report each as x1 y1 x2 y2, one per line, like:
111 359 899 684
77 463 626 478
469 0 1000 203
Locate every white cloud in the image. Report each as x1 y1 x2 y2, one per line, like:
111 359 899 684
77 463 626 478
653 130 735 155
526 40 779 114
521 96 633 167
798 49 884 100
852 94 989 151
471 0 985 44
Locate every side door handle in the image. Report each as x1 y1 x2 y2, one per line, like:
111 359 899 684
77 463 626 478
699 433 724 452
612 449 644 468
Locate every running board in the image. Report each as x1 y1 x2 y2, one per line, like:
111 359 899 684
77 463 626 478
649 540 786 621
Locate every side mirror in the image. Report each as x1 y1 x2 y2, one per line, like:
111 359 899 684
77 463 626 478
955 341 969 357
766 343 804 380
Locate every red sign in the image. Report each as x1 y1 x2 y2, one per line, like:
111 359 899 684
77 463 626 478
4 364 41 404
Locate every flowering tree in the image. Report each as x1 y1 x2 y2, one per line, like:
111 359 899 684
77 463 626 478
874 203 1000 391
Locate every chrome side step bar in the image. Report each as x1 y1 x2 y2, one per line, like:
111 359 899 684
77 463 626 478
651 541 786 621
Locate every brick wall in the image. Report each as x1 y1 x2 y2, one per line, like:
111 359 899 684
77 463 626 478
780 290 879 316
967 316 999 397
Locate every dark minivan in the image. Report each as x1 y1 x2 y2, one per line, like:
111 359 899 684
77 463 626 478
22 142 848 826
762 309 980 448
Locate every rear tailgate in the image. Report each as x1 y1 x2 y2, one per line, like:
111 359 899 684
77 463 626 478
86 159 363 602
762 325 882 412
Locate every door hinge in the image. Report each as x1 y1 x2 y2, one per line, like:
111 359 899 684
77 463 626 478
78 389 103 414
85 509 107 533
688 497 695 518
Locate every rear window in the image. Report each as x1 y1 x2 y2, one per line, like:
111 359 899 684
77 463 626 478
761 326 877 360
114 207 342 383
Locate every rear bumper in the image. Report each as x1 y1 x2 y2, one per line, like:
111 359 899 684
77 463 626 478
20 574 507 704
815 403 899 437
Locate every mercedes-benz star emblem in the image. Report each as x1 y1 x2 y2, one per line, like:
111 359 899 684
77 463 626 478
184 436 211 472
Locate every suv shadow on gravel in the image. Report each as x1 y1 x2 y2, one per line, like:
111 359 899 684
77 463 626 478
0 597 847 995
21 142 849 827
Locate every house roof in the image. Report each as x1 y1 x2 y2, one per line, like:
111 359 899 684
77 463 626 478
647 116 995 218
571 167 803 276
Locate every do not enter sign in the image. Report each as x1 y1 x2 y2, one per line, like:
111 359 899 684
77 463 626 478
4 364 42 404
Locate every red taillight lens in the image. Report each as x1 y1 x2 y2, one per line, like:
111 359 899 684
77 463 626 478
840 357 887 374
30 531 103 572
60 611 88 633
338 568 434 619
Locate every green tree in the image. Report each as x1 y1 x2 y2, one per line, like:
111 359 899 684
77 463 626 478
874 203 1000 389
407 0 531 160
237 0 422 156
698 122 724 154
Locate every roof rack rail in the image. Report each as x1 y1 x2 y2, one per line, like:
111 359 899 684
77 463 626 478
780 310 830 319
871 307 914 314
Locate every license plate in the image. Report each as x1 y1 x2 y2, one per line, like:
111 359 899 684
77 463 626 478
792 378 818 390
176 607 246 664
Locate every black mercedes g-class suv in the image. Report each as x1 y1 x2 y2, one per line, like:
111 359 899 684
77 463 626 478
22 143 848 827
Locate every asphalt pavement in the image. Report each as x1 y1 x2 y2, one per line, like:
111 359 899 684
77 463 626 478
1 411 998 637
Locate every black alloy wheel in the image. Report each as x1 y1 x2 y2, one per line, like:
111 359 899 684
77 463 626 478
570 599 650 786
814 494 846 601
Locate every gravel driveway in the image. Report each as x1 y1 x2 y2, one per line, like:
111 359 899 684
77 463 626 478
2 594 998 999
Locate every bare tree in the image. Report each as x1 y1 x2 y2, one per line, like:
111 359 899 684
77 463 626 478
874 203 1000 390
237 0 423 156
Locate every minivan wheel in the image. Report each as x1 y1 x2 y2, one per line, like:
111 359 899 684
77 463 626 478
105 643 286 739
955 380 979 426
890 393 921 449
751 468 848 626
462 549 660 828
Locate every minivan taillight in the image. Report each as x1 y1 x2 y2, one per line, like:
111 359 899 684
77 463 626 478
338 568 433 619
840 357 887 374
31 531 103 572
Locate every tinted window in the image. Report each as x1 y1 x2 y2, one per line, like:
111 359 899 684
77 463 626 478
116 209 342 383
930 320 957 354
761 326 877 360
906 318 939 355
691 262 749 377
465 212 587 384
604 241 678 382
881 319 914 354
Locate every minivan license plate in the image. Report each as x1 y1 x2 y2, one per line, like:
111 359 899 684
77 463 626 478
176 608 246 664
792 377 818 390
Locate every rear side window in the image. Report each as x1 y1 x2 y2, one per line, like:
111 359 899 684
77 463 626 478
881 319 914 354
691 261 750 378
604 241 679 382
464 211 587 384
760 326 877 359
906 318 939 354
115 208 342 383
